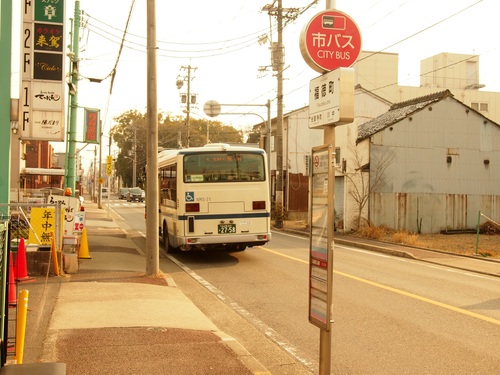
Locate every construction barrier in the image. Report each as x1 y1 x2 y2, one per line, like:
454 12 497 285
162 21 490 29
50 233 60 277
78 227 91 259
8 255 16 306
15 238 29 282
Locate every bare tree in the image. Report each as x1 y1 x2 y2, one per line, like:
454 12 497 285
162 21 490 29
340 142 394 229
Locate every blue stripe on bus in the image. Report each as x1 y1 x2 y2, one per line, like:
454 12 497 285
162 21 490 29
177 212 270 221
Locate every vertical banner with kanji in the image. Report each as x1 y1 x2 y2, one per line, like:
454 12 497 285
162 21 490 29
84 108 100 143
19 0 66 141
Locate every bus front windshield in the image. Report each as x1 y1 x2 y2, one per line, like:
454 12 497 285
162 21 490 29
184 152 265 183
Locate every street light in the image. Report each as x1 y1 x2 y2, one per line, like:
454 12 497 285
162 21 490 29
122 155 136 188
122 125 137 187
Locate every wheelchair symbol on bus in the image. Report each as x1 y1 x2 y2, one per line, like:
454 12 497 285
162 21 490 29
185 192 194 202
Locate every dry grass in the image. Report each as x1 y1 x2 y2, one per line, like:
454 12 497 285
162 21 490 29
392 231 418 246
281 221 500 259
359 226 500 259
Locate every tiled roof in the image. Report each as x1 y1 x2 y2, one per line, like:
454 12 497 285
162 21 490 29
357 90 453 142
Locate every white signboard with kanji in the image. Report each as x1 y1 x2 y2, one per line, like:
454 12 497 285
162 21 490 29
308 68 355 128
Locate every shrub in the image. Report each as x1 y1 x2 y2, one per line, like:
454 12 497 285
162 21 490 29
272 202 287 221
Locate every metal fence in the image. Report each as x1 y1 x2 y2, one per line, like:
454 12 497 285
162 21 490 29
0 203 63 252
0 203 63 366
0 222 8 365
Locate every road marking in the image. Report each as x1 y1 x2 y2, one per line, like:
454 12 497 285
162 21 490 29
260 247 309 263
334 269 500 326
259 246 500 326
164 251 318 372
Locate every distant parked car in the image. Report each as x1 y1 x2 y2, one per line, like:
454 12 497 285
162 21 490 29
102 187 109 198
119 188 129 200
127 187 144 202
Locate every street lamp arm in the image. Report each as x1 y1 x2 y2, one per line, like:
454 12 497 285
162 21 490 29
217 112 265 123
218 103 270 108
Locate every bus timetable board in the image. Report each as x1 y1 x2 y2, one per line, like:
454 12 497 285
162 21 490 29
309 144 334 331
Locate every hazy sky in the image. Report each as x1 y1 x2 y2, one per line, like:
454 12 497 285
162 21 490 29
11 0 499 165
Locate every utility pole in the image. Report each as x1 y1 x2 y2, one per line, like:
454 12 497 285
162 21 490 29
275 0 284 228
145 0 159 276
176 65 197 147
65 0 81 197
262 1 299 228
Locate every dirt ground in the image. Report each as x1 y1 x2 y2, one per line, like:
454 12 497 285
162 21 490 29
281 220 500 259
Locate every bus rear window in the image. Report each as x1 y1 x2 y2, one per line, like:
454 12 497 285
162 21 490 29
184 152 265 183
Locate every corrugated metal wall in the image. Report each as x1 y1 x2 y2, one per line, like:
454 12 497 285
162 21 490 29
287 173 308 213
370 192 500 233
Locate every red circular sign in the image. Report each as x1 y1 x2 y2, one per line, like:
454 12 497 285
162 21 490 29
300 9 362 73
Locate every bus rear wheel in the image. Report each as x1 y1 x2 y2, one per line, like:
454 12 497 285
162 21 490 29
162 223 176 253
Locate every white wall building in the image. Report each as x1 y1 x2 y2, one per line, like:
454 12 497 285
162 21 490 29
258 51 500 233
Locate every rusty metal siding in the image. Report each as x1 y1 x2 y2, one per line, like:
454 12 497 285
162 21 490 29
287 173 308 213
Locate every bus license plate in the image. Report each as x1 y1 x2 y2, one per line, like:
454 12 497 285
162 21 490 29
218 224 236 234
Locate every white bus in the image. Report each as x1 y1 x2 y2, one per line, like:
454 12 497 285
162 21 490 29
158 143 271 252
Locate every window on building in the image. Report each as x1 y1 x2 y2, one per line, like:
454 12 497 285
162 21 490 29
471 102 489 112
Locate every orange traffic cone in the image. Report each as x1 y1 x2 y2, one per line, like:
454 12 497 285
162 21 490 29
8 253 17 306
15 238 30 282
78 227 92 259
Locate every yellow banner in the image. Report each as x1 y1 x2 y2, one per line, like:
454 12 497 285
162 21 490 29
28 207 63 246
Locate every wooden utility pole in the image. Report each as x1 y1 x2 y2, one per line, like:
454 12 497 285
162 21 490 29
275 0 284 227
262 1 299 228
176 66 197 147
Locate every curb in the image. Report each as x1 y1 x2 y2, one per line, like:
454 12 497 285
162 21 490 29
215 331 271 375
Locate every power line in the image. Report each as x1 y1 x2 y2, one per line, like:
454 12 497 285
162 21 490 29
283 0 486 102
357 0 484 63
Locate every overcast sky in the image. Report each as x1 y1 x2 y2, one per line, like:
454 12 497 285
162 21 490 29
11 0 499 166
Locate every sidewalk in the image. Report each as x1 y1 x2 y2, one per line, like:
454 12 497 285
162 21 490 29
9 198 500 374
15 199 270 375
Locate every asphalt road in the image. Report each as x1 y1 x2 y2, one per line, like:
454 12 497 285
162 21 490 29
109 199 500 374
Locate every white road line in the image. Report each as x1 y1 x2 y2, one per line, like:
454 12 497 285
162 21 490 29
165 252 318 373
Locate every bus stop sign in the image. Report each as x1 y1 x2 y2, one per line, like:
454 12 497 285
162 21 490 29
300 9 362 73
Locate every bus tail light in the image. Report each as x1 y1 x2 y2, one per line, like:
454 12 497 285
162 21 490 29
252 200 266 210
186 203 200 212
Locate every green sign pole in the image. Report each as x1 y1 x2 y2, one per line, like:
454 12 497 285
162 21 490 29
0 0 12 204
65 0 80 196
